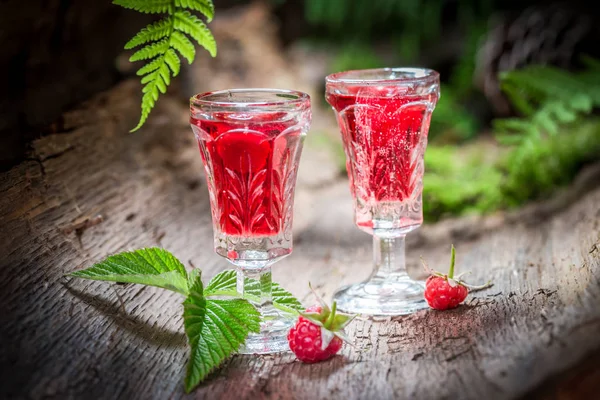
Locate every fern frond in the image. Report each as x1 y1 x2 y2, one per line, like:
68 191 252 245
116 0 216 131
129 38 170 62
136 57 164 76
125 18 173 49
169 31 196 64
164 49 181 76
494 61 600 144
174 10 217 56
113 0 172 14
175 0 215 21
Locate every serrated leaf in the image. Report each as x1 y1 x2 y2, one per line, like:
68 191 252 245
183 274 260 393
156 74 167 93
125 18 173 49
187 268 202 289
129 38 169 62
120 0 217 131
175 0 215 21
132 85 158 132
164 48 181 76
174 10 217 57
113 0 172 14
203 269 237 294
169 31 196 63
141 71 157 84
271 282 304 312
204 270 304 314
159 63 171 87
137 57 163 76
69 247 189 295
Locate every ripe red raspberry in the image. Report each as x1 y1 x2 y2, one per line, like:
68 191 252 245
422 245 492 310
288 289 355 363
424 275 468 310
288 314 343 363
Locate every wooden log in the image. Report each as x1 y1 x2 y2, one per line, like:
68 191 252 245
0 81 599 400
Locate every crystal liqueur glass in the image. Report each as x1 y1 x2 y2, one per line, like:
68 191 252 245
326 68 440 315
190 89 311 353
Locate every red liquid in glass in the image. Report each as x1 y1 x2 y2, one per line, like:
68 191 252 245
191 112 302 237
326 91 435 230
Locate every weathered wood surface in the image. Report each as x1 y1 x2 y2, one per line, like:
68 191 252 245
1 81 599 400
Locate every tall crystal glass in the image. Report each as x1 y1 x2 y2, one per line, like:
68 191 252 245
190 89 311 353
325 68 440 315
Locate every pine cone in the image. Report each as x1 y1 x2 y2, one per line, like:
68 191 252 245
475 3 599 116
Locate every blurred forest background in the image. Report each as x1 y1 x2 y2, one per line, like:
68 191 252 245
257 0 599 222
270 0 600 222
1 0 599 222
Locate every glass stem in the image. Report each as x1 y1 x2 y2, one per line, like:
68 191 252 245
237 266 274 321
372 234 409 280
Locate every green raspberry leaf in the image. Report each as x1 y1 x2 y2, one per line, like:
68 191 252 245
204 270 304 314
69 248 189 295
183 274 260 392
203 269 238 294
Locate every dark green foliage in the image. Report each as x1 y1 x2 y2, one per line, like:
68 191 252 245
428 21 487 142
495 60 600 205
423 145 503 221
329 43 385 75
494 60 600 144
429 86 480 143
500 120 600 206
114 0 216 131
424 61 600 220
304 0 444 51
424 119 600 220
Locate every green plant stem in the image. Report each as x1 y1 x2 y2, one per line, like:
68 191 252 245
448 245 456 279
325 301 337 328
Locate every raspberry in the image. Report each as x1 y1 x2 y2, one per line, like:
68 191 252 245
424 275 468 310
421 245 492 311
287 315 343 363
287 287 355 363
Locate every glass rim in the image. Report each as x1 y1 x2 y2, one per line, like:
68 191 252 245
325 67 439 86
190 88 310 108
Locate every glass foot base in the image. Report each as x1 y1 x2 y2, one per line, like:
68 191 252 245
333 276 428 316
237 311 294 354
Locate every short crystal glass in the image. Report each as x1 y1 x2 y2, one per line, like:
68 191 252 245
325 68 440 315
190 89 311 353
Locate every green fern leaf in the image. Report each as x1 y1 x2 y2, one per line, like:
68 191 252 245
170 30 196 63
175 0 215 21
570 93 594 112
140 72 157 85
125 18 173 49
494 60 600 144
159 63 171 87
500 81 536 116
134 82 159 131
129 38 170 62
136 57 164 76
113 0 172 14
117 0 216 131
164 49 181 76
174 10 217 56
